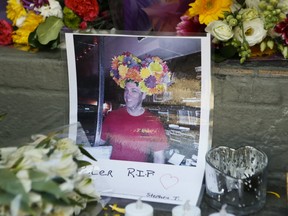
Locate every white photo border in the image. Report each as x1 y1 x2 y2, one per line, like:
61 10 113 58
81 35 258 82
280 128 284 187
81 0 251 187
66 32 213 205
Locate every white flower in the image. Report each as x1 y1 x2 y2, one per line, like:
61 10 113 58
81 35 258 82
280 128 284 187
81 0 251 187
0 147 17 163
55 138 82 159
35 152 78 178
16 170 31 192
279 0 288 14
28 192 42 205
30 134 48 145
6 145 34 169
0 131 99 216
15 15 26 27
75 174 100 199
59 179 75 192
205 20 234 41
245 0 260 9
234 18 267 46
43 202 53 214
8 147 49 170
34 0 63 18
53 206 75 216
239 8 259 21
10 194 22 216
230 0 241 12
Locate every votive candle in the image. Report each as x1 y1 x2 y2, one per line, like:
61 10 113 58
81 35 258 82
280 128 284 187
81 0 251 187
125 199 153 216
172 200 201 216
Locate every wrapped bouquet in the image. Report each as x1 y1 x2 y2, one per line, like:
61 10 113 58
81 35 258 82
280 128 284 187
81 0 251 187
0 126 100 216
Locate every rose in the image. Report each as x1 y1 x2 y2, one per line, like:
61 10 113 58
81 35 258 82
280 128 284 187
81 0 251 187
205 20 234 41
0 20 13 45
65 0 99 22
234 18 267 46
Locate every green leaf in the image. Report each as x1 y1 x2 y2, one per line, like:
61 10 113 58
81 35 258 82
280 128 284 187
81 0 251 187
0 189 15 205
76 160 92 168
0 169 27 195
219 45 238 58
28 29 41 48
41 192 71 206
30 171 61 195
36 16 64 45
0 169 29 204
0 191 33 215
79 146 97 161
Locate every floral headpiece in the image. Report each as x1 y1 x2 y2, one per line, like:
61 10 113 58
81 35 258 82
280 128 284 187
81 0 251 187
110 52 171 95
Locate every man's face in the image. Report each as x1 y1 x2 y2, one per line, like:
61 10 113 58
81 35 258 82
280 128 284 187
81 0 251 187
124 82 145 110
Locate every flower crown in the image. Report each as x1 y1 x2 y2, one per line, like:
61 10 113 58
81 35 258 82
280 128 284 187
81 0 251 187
110 52 171 95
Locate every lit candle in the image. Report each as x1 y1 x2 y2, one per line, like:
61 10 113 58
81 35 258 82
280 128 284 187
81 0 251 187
172 200 201 216
125 199 153 216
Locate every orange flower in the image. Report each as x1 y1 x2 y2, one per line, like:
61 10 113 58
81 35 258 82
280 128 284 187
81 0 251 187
126 68 142 82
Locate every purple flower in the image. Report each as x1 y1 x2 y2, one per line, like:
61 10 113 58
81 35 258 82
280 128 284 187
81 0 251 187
21 0 49 11
144 75 157 88
124 55 139 68
110 69 120 79
141 55 153 67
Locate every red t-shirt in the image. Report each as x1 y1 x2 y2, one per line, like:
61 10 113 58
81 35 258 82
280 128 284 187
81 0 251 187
101 107 168 162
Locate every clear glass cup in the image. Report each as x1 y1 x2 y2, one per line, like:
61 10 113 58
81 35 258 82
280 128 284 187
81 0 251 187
205 146 268 215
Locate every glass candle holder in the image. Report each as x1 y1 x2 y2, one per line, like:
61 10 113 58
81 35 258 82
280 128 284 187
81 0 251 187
205 146 268 215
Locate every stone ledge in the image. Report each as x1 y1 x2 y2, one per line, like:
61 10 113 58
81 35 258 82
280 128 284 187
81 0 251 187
212 58 288 77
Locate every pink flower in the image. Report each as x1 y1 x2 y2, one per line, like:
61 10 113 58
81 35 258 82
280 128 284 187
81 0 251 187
0 20 13 45
65 0 99 22
176 15 206 36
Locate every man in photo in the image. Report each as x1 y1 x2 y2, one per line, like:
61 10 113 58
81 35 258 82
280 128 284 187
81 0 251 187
101 52 171 163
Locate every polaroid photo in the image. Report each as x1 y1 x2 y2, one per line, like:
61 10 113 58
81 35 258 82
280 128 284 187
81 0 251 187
66 32 212 205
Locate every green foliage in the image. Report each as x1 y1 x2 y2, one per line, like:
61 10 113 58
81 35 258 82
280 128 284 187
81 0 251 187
79 146 97 161
36 16 64 45
0 168 29 204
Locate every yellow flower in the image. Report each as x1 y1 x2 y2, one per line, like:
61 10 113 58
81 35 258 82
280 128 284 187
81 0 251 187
119 79 126 88
149 62 163 73
118 65 128 78
139 81 149 94
155 84 165 93
188 0 233 25
140 68 151 79
6 0 27 26
12 11 44 45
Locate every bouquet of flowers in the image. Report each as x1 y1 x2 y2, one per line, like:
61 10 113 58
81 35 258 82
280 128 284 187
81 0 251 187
175 0 288 63
1 0 113 50
0 128 100 216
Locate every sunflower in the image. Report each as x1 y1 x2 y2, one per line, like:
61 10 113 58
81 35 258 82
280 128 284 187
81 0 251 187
188 0 233 25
